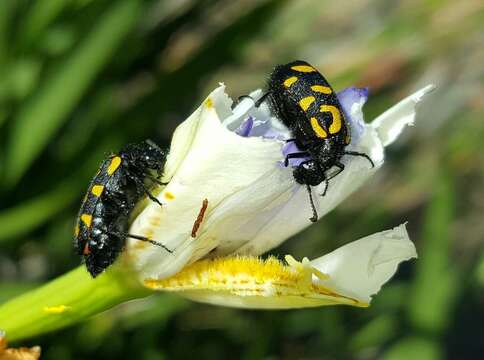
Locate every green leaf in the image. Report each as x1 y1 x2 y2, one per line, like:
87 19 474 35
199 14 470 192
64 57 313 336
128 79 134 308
0 283 39 303
0 0 15 68
350 315 398 351
7 58 42 100
17 0 72 50
0 266 150 341
407 173 460 334
383 336 442 360
476 253 484 287
119 295 190 330
5 0 142 186
0 181 77 244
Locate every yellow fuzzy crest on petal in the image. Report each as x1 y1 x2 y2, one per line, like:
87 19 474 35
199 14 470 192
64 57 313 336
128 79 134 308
144 256 368 309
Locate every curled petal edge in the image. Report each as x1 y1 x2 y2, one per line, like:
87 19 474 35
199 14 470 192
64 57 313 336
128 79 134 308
371 85 436 146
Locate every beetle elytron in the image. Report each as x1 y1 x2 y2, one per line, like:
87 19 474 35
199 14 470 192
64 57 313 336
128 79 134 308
74 140 171 277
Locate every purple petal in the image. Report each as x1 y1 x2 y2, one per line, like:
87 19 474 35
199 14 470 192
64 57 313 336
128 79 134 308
262 128 287 141
337 87 369 144
235 116 254 137
337 87 369 110
281 140 309 167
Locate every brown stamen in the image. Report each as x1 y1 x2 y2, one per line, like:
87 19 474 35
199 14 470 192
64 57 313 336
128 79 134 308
191 199 209 238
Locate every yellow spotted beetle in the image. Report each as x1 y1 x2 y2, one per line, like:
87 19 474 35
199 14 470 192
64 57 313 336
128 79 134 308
74 140 171 277
257 60 374 222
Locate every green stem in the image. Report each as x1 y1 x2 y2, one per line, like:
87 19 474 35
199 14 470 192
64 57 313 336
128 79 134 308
0 266 150 342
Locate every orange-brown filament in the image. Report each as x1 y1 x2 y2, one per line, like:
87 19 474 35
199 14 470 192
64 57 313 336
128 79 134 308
191 199 209 238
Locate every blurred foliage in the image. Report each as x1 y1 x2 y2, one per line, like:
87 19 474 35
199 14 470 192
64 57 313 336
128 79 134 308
0 0 483 359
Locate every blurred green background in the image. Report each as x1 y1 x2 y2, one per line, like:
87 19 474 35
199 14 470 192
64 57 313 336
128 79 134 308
0 0 483 359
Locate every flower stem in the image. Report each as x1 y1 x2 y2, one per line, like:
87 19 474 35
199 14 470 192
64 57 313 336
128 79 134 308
0 266 150 342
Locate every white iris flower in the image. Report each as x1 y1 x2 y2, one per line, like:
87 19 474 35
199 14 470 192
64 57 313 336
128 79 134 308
124 83 435 309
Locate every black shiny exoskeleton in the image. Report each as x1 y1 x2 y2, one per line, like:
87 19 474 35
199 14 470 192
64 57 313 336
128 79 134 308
74 140 171 277
262 60 374 222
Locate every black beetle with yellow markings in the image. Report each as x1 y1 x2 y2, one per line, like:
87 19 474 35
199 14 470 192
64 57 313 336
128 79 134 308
260 60 374 222
74 140 172 278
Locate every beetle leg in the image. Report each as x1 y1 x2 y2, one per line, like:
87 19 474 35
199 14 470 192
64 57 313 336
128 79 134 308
231 95 254 109
126 172 164 207
232 92 271 109
344 151 375 168
144 173 168 186
142 186 163 207
108 230 173 253
284 152 310 167
320 178 329 196
305 184 318 223
326 162 345 181
126 233 173 253
254 92 271 107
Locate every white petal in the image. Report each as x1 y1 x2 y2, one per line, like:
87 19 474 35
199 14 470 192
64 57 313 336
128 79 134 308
126 86 290 280
162 85 232 181
144 255 368 309
222 86 435 256
144 226 416 309
371 85 436 146
310 224 417 303
225 114 384 256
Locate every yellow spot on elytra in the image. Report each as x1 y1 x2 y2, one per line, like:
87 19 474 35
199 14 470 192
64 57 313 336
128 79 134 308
291 65 316 73
283 76 298 87
310 117 328 138
43 305 71 314
107 156 121 175
164 192 175 200
299 96 315 111
311 85 332 94
205 98 213 108
320 105 342 134
74 224 80 237
91 184 104 197
81 214 92 228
